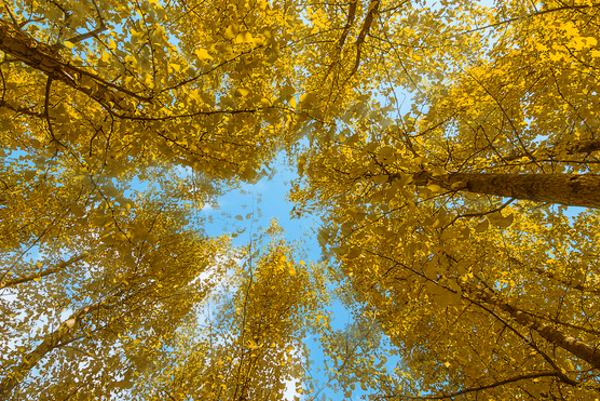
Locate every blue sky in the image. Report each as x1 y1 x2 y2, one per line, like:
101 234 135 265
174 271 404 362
201 154 317 254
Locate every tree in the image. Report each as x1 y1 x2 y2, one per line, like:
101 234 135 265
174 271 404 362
3 0 600 399
291 0 600 398
310 203 600 399
134 221 327 401
0 185 230 399
0 0 304 397
0 0 300 183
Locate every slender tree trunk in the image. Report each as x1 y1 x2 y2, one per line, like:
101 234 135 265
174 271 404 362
465 284 600 369
0 99 45 118
411 172 600 208
0 301 105 399
570 139 600 154
0 252 93 290
504 138 600 161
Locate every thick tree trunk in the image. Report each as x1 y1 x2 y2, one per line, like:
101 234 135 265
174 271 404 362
0 19 146 111
0 301 104 399
412 172 600 209
466 285 600 369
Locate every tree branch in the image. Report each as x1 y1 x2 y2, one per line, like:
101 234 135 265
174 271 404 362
388 371 565 400
0 251 94 290
0 19 151 114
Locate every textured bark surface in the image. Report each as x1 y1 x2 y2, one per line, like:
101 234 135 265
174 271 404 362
466 284 600 370
413 172 600 209
0 20 143 111
504 138 600 161
571 139 600 154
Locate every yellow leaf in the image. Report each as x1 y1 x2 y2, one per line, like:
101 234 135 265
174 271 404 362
474 219 489 232
427 184 442 192
489 212 514 229
234 32 254 44
563 22 579 37
225 25 238 40
235 88 250 97
195 49 213 60
372 174 388 184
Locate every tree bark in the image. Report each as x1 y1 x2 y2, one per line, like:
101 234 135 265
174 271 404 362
504 138 600 161
0 19 146 112
571 139 600 154
0 301 105 399
0 252 93 290
465 284 600 370
411 172 600 209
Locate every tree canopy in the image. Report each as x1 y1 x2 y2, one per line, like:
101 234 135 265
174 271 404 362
1 0 600 400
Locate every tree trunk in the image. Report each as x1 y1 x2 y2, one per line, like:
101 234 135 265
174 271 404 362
0 301 105 399
412 172 600 209
0 19 145 111
465 284 600 369
0 252 93 290
570 139 600 154
504 138 600 161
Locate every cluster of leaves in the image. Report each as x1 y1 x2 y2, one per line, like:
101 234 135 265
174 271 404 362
0 0 317 398
135 221 327 400
291 0 600 399
2 0 600 399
